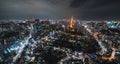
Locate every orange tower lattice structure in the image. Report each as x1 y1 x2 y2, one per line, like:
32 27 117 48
69 16 74 28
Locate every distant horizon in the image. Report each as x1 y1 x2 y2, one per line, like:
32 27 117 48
0 16 120 21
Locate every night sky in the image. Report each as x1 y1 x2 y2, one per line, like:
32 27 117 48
0 0 120 20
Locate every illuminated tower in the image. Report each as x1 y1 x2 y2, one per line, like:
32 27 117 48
69 16 74 28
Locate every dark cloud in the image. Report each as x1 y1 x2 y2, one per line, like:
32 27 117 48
69 0 120 20
0 0 120 20
70 0 88 8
